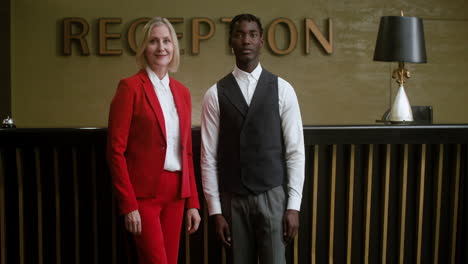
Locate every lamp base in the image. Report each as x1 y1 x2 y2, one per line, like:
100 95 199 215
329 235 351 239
388 85 413 122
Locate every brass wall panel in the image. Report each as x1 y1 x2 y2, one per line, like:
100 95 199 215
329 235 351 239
11 2 468 127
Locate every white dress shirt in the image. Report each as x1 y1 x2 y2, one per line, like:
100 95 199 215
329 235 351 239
147 67 182 171
201 64 305 215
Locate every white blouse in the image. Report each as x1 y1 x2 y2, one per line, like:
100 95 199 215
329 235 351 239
147 67 182 171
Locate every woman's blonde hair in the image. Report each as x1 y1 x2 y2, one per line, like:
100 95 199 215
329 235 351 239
136 17 180 72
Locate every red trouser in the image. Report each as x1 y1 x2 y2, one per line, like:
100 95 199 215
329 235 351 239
133 171 185 264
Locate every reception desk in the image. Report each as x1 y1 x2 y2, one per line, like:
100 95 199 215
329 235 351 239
1 125 467 264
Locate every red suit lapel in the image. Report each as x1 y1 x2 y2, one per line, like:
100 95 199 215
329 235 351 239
169 77 188 147
138 70 167 141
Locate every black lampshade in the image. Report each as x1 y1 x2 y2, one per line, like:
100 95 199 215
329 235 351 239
373 16 427 63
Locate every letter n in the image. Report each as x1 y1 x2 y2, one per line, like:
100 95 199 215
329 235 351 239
305 18 333 55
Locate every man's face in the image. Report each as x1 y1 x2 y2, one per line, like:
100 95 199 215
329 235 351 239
230 20 264 66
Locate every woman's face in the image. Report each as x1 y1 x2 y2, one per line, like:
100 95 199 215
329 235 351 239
145 25 174 72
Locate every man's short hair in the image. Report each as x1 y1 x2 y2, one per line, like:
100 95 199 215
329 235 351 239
229 14 263 41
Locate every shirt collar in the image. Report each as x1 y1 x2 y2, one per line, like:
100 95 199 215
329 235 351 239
233 63 262 82
146 67 170 89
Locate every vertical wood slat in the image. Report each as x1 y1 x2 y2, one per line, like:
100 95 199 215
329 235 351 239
416 144 427 264
90 147 98 264
434 144 444 264
346 145 355 264
72 148 80 264
399 144 409 264
35 149 43 264
186 229 191 264
16 149 25 264
0 151 6 264
451 144 461 264
221 244 226 264
203 206 209 264
53 148 61 264
382 144 391 264
294 235 298 264
111 191 117 264
311 145 319 264
364 144 373 264
329 145 337 264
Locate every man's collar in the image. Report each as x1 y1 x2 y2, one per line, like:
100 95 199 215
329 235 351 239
233 63 262 81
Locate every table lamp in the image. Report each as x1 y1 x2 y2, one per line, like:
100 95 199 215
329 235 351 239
373 12 427 122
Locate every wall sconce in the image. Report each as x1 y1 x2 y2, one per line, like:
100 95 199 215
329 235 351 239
374 12 427 123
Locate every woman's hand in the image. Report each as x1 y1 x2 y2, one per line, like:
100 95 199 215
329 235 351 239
125 210 142 235
186 208 201 235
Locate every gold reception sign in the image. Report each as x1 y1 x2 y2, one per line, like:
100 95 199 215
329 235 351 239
62 17 333 56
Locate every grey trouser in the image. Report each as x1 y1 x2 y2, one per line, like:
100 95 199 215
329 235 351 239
221 185 286 264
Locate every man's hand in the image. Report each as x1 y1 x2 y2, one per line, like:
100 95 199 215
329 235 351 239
186 208 201 235
125 209 142 235
213 214 231 247
283 209 299 245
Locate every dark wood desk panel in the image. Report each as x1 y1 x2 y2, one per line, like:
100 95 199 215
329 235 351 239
1 126 467 264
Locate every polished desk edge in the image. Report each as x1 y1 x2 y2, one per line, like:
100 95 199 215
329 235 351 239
1 124 468 145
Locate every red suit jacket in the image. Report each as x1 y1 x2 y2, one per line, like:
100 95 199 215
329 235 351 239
107 70 200 215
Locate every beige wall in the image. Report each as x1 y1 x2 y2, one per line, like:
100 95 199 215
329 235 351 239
11 0 468 127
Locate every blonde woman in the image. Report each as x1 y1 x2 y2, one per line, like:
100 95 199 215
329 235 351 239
107 17 200 264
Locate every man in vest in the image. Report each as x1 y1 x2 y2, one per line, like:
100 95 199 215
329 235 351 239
200 13 305 264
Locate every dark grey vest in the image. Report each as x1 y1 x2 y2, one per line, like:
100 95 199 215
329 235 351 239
217 69 285 195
